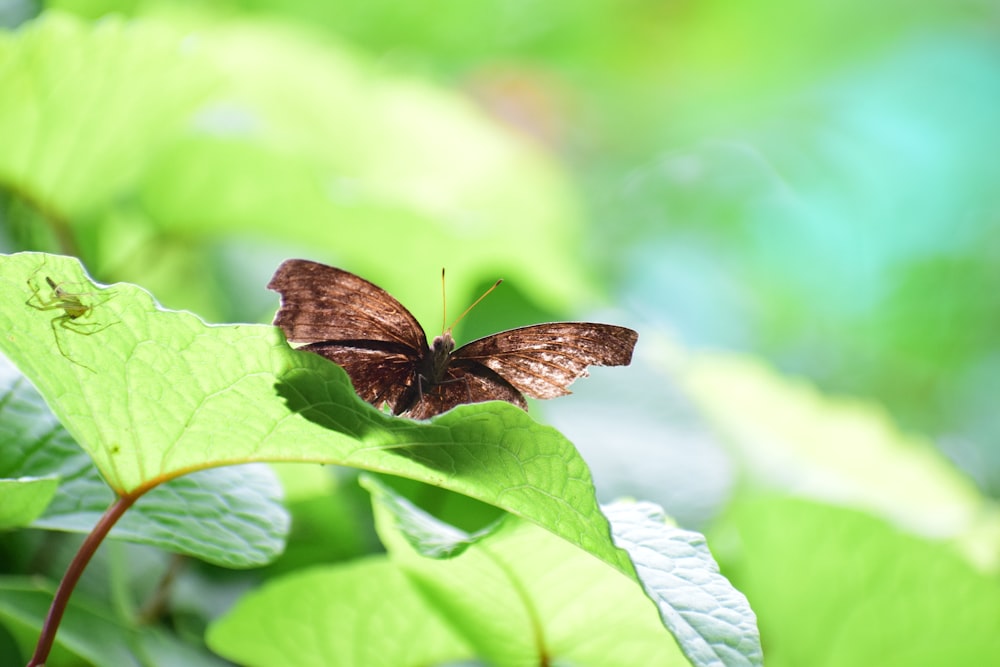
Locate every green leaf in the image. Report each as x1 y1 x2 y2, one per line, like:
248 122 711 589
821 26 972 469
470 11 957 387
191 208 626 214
38 465 289 568
0 11 222 216
0 12 593 321
604 500 762 667
0 477 58 529
264 466 379 571
0 359 63 530
0 353 288 567
206 556 471 667
0 360 66 482
713 496 1000 667
368 476 688 667
0 575 231 667
0 575 142 667
0 252 629 574
363 474 504 559
672 351 987 540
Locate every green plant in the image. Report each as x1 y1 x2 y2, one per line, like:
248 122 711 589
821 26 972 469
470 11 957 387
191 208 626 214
5 4 998 665
0 252 760 665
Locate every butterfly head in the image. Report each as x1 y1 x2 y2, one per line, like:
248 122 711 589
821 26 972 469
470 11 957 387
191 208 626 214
426 332 456 383
431 332 455 356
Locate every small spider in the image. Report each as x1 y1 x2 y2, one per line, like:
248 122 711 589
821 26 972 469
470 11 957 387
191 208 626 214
25 271 117 373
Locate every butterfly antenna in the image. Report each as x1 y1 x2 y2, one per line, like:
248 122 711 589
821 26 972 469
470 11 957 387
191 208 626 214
446 278 503 333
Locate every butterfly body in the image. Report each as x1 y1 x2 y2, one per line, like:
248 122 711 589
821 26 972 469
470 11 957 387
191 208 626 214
268 260 637 419
426 333 455 385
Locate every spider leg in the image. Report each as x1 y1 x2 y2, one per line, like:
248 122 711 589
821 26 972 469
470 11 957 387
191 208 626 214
62 318 118 335
50 315 97 373
25 284 64 311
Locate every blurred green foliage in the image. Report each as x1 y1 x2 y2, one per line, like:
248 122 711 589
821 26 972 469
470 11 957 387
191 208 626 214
2 0 998 665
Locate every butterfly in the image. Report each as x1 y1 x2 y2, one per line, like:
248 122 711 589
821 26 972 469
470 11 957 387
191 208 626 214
268 259 638 419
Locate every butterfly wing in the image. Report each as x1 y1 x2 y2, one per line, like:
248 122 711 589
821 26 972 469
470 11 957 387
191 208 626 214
451 323 638 400
268 259 429 413
404 362 527 420
295 341 421 411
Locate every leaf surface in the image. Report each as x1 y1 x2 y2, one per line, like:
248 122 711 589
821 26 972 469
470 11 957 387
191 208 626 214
605 500 763 667
714 496 1000 667
0 352 288 567
0 477 58 529
368 476 690 667
0 12 592 323
0 252 629 573
0 576 231 667
207 556 470 667
674 352 989 539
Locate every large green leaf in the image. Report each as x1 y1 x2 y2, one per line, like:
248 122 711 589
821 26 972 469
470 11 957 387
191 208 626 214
0 10 221 216
713 496 1000 667
0 252 630 574
369 475 763 666
672 351 993 545
211 478 708 667
136 15 591 320
367 475 688 666
206 556 471 667
0 11 592 323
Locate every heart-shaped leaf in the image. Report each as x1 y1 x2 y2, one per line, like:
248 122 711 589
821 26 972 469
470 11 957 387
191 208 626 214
0 252 629 574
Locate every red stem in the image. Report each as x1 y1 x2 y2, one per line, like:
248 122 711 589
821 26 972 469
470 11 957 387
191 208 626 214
27 494 139 667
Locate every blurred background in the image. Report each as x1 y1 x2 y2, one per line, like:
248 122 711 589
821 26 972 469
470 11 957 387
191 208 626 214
2 0 999 664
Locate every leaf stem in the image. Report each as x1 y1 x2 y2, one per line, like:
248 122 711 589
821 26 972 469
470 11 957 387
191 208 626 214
480 543 550 666
27 494 139 667
136 552 187 625
6 184 81 258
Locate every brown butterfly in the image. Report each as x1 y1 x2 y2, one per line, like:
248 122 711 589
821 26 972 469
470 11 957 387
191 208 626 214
268 259 638 419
